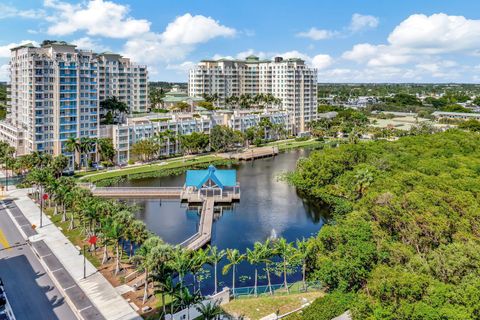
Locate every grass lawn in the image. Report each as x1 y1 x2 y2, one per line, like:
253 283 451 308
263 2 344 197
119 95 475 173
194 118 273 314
223 290 324 320
47 209 101 268
79 155 222 183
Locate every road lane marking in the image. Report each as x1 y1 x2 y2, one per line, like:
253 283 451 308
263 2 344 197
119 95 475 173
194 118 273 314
0 227 11 250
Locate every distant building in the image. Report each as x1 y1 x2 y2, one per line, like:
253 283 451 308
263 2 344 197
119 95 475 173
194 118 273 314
162 85 204 110
97 52 148 113
188 55 317 134
432 111 480 120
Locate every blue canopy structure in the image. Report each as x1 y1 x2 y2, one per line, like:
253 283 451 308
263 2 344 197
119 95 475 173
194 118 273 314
185 165 237 189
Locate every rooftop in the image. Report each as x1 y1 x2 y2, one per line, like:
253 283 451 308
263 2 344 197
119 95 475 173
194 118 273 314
185 165 237 189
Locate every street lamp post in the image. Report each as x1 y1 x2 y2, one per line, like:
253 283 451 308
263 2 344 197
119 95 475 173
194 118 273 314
83 244 86 279
40 193 48 228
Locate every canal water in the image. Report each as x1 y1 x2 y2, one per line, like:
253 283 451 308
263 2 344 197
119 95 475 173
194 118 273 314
118 148 328 294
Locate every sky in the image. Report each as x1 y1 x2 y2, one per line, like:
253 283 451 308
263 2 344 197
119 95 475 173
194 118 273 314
2 0 480 83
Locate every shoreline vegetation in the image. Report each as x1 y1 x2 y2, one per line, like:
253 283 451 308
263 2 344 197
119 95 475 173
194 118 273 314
78 138 324 185
287 129 480 319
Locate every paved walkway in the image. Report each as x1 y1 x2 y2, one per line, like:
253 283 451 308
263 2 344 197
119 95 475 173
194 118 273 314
6 188 141 320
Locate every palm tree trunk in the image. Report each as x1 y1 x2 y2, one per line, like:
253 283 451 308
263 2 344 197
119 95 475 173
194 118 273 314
266 263 273 295
303 260 307 292
102 244 109 264
214 261 218 294
115 243 120 275
254 268 258 297
161 293 166 319
142 270 148 304
232 265 236 298
69 212 75 230
283 258 289 293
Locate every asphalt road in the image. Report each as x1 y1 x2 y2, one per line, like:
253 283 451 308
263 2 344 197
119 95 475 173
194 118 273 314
0 204 77 320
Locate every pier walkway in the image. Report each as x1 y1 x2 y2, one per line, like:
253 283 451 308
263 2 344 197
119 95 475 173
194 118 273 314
220 146 279 161
180 198 215 250
89 186 182 198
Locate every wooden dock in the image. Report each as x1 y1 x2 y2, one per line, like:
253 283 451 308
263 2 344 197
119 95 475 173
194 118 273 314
180 198 215 250
86 182 240 251
220 146 279 161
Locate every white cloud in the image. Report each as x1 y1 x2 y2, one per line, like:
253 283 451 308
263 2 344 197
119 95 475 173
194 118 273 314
72 37 110 52
349 13 379 32
44 0 151 38
312 54 333 70
297 28 336 40
0 4 45 19
388 13 480 54
0 40 39 58
342 13 480 69
123 13 236 64
342 43 379 62
162 13 235 46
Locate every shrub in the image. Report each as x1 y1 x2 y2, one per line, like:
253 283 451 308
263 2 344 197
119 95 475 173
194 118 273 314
300 291 354 320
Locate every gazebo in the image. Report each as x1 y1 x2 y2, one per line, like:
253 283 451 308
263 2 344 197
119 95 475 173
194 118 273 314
185 165 238 198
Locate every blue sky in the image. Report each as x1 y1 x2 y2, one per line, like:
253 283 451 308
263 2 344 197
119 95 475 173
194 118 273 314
2 0 480 82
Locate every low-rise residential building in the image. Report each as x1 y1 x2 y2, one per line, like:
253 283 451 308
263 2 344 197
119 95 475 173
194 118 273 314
102 109 291 164
162 86 205 110
432 111 480 120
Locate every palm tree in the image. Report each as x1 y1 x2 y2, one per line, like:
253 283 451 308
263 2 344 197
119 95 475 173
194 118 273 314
99 216 114 265
246 243 264 297
150 244 174 317
79 137 94 169
207 245 226 294
295 238 310 292
274 238 295 293
196 301 225 320
175 287 202 320
65 137 81 169
108 221 124 275
163 276 181 316
134 236 163 304
222 249 244 297
259 239 274 295
169 248 191 288
191 248 209 293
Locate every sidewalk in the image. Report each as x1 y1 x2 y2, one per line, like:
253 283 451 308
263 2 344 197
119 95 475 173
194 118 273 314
6 188 141 320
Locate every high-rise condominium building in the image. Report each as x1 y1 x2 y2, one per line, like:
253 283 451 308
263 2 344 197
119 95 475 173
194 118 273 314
97 52 148 113
188 55 318 133
3 41 98 158
0 41 148 166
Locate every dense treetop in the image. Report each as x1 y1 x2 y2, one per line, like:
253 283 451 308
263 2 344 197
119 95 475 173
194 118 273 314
289 130 480 319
